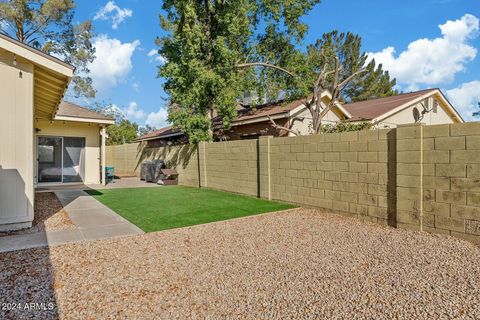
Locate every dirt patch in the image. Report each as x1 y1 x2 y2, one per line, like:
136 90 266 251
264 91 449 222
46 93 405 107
0 193 75 236
1 208 480 319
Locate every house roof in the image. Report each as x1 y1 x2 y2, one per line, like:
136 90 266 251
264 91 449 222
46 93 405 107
136 88 462 141
137 100 307 141
343 89 437 121
136 125 183 141
0 33 75 72
0 33 75 120
54 101 115 124
231 99 305 122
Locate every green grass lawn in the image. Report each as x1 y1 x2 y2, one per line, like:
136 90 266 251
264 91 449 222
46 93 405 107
86 186 296 232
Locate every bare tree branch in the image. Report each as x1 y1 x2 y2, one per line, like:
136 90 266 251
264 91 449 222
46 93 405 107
337 68 368 91
267 115 300 136
236 62 296 77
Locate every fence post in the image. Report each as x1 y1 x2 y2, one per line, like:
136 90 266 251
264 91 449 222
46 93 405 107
258 136 272 200
396 123 425 231
198 141 207 188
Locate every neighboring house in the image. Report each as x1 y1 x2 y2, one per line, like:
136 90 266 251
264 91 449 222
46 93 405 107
137 88 463 145
0 34 114 231
343 88 464 128
136 125 186 147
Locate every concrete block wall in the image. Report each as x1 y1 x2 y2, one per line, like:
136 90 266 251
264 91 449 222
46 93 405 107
106 143 140 176
106 122 480 244
106 142 199 187
396 123 480 244
268 129 395 225
201 140 258 196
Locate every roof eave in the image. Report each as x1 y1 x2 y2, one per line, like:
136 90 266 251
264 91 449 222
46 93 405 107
0 33 74 77
136 131 184 141
54 115 115 125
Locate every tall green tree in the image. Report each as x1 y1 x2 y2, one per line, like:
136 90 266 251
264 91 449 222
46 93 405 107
138 124 157 137
309 31 396 102
474 101 480 117
157 0 320 143
0 0 96 98
106 119 138 146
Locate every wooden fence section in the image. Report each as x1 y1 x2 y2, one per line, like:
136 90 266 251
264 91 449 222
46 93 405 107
106 122 480 244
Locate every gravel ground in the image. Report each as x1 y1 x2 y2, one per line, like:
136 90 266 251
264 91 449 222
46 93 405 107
0 192 75 237
1 208 480 319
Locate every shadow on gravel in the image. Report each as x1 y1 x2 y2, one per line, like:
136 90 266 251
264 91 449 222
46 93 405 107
0 246 59 319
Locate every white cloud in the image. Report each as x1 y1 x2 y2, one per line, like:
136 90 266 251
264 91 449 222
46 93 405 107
446 81 480 121
147 49 167 65
94 1 132 29
146 107 169 128
132 82 140 92
88 35 140 93
368 14 479 88
123 101 145 120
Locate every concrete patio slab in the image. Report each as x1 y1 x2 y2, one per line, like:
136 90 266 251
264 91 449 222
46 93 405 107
0 190 144 253
35 177 162 193
79 223 143 241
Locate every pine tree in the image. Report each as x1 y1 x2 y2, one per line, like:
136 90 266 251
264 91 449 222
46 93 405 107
311 31 396 102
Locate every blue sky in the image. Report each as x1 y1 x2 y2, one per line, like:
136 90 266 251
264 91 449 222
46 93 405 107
73 0 480 127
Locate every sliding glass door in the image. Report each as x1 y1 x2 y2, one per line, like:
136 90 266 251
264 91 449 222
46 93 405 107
63 137 86 183
37 136 86 184
37 137 63 183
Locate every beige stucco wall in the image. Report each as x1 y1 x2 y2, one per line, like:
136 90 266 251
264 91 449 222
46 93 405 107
290 105 343 136
0 48 35 229
375 98 456 129
35 120 102 184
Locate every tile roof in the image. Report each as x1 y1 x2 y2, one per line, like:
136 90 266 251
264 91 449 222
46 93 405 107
137 88 442 140
228 99 304 123
138 100 304 140
136 125 183 140
56 101 115 121
343 89 437 121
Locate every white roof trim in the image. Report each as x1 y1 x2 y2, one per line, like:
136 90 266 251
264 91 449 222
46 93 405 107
320 90 352 118
435 90 465 123
371 89 464 124
0 34 74 77
54 115 115 125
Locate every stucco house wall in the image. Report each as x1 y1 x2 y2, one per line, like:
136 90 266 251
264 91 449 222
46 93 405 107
375 100 456 129
290 106 343 136
0 49 35 230
35 120 102 184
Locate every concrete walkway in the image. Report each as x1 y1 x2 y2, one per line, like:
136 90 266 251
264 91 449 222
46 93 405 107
0 190 144 253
